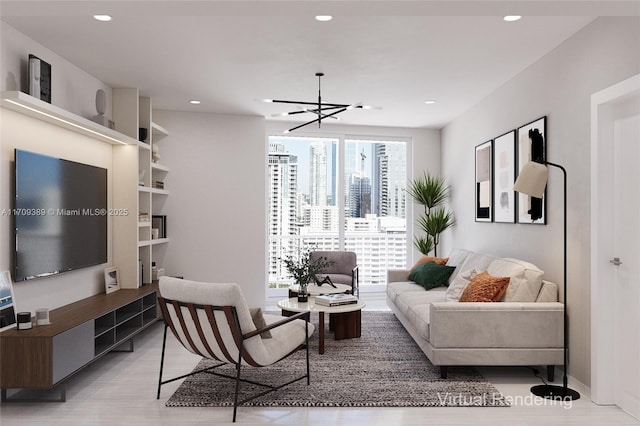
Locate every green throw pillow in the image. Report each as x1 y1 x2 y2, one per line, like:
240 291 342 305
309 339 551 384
408 261 456 290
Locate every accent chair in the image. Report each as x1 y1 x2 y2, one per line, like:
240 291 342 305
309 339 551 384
156 276 314 422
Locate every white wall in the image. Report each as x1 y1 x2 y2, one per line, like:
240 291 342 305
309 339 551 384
1 22 113 121
440 17 640 387
152 110 267 307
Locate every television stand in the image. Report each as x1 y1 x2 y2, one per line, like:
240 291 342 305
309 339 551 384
0 282 159 402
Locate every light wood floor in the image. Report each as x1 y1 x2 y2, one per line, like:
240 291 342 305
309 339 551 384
1 292 638 425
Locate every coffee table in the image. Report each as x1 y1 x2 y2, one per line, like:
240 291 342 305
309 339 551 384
288 283 351 297
277 297 365 354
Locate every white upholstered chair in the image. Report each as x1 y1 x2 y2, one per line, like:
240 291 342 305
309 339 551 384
156 276 314 422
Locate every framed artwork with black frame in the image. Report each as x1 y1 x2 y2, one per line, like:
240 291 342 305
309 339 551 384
0 271 17 332
493 130 517 223
475 140 493 222
516 116 547 224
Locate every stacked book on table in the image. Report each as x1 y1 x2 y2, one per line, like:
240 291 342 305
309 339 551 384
314 293 358 307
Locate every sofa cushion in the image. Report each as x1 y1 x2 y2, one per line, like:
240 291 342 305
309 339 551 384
444 249 473 285
386 281 425 304
459 271 510 302
411 255 449 271
457 252 496 276
408 262 456 290
444 269 478 302
487 258 544 302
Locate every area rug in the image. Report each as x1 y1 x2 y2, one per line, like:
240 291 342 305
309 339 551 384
165 311 509 407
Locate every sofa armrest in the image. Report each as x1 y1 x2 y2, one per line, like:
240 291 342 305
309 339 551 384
387 269 411 283
429 302 564 349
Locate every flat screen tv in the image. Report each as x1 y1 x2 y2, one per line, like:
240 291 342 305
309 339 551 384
14 149 108 282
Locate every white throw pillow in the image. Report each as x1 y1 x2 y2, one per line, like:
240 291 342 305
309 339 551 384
445 269 478 302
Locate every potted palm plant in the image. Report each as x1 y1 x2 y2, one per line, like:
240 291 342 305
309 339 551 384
407 171 454 257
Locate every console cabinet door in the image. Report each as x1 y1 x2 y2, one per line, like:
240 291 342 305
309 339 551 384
52 322 93 384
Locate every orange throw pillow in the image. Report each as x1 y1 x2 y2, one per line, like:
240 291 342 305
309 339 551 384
411 255 449 272
459 271 510 302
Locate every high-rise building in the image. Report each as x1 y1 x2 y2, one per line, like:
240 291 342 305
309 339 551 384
309 141 327 206
348 174 372 218
267 142 298 278
375 143 407 218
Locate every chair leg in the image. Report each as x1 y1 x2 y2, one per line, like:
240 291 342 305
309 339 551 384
157 324 169 399
232 349 244 422
305 316 310 385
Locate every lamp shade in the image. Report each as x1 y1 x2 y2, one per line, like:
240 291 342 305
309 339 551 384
514 161 548 198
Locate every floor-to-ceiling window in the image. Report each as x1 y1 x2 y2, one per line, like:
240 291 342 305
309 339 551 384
267 135 407 295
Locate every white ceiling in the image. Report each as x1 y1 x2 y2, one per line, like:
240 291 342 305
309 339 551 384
2 1 636 129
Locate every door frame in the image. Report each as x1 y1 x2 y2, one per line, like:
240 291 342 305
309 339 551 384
590 73 640 405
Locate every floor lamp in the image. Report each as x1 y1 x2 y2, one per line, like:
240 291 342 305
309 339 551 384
514 160 581 401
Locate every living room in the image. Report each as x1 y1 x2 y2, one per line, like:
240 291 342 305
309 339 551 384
1 1 639 424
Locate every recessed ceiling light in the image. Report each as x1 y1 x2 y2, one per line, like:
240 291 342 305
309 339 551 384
503 15 522 22
424 100 436 104
315 15 333 22
93 15 112 22
189 100 201 105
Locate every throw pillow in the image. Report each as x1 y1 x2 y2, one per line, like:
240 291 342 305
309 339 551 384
411 255 449 272
408 261 456 290
249 307 272 338
459 271 510 302
444 268 478 302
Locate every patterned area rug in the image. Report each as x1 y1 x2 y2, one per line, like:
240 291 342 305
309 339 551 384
165 311 509 407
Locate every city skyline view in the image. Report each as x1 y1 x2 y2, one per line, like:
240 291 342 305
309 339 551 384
267 136 408 290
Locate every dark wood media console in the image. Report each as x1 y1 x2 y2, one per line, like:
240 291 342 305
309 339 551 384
0 282 159 401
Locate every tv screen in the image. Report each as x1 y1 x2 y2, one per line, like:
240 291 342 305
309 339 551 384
14 149 108 282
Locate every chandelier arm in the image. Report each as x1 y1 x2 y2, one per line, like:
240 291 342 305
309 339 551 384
286 107 347 133
271 99 350 108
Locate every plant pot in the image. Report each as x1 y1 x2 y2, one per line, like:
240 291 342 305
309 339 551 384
297 284 309 303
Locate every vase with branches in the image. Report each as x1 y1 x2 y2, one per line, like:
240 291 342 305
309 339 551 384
280 245 334 301
407 171 454 257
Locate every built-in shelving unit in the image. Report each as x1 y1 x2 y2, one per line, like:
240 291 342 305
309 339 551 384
0 89 168 400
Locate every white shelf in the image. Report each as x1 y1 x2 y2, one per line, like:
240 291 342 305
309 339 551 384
138 238 169 247
138 141 151 151
151 162 169 172
1 91 138 146
138 186 168 195
138 221 151 227
152 122 169 140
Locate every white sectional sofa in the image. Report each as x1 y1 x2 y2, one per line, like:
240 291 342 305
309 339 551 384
386 248 564 379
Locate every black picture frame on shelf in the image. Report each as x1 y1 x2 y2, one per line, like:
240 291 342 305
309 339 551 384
475 140 493 222
493 130 517 223
152 215 167 239
516 116 547 224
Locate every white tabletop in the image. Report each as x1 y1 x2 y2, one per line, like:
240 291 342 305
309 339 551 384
289 283 351 295
277 297 365 313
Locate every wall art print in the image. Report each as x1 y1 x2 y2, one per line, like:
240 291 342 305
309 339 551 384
516 116 546 224
493 130 516 223
475 140 493 222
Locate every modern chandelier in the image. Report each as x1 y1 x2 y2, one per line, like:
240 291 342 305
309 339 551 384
262 73 376 134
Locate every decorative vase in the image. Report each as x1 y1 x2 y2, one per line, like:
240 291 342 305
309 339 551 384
297 283 309 303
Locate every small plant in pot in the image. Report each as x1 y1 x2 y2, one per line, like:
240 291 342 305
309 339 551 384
407 171 455 257
280 246 334 302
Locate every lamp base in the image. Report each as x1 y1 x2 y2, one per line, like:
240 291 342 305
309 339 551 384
531 384 580 401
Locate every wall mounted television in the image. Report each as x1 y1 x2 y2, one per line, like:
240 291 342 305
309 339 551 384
14 149 108 282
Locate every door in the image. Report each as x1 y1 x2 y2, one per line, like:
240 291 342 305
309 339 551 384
591 74 640 420
612 104 640 420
